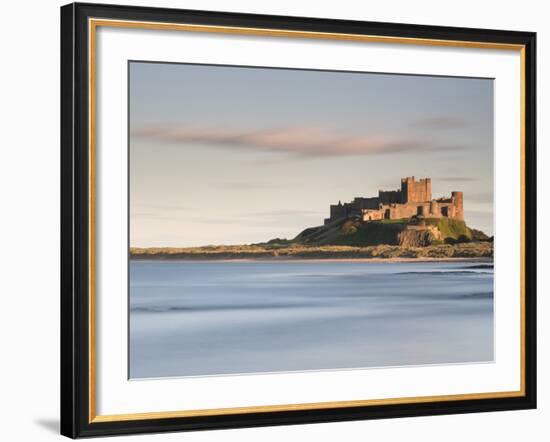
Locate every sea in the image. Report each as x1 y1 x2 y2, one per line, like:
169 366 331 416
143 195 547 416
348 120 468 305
129 260 494 379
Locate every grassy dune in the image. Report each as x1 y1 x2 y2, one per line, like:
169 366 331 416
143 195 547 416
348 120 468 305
130 242 493 261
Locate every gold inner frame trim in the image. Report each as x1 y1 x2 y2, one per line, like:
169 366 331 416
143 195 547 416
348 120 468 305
88 17 527 424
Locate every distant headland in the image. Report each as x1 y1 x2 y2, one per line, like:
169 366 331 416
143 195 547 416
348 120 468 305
131 176 493 261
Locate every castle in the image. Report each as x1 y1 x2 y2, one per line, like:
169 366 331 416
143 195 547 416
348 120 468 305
324 177 464 225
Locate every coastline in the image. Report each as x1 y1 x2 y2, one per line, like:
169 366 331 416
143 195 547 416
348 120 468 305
130 256 493 263
130 243 493 263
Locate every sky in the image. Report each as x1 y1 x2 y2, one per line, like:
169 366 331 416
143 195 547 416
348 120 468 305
129 61 494 247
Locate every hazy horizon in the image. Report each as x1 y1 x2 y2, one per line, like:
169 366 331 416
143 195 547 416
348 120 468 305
130 62 494 247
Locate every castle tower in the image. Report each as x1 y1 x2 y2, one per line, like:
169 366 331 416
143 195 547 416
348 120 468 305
451 191 464 220
400 177 432 203
424 178 432 202
400 177 413 203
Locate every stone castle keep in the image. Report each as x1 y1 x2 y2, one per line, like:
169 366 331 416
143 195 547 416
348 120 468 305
324 177 464 225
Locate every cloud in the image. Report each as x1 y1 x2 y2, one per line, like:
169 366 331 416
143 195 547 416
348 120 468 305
131 125 466 157
412 116 470 129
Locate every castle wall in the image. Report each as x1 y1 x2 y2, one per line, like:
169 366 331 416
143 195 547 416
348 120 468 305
329 204 347 220
430 201 441 217
361 209 384 221
353 197 380 210
378 190 402 204
326 177 463 224
433 201 457 219
364 200 461 221
388 202 427 219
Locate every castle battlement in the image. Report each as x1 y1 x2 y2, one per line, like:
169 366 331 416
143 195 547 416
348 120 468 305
324 177 464 225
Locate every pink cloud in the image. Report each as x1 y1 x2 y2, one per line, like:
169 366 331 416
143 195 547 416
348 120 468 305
132 125 463 157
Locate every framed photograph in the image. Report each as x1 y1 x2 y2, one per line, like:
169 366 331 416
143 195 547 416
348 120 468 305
60 2 536 438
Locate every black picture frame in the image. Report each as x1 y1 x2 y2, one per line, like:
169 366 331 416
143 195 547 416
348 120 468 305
61 2 537 438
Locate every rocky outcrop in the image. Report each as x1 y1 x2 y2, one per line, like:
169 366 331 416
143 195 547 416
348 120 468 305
397 226 442 247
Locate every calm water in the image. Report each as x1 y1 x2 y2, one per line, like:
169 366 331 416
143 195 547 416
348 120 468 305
129 260 494 378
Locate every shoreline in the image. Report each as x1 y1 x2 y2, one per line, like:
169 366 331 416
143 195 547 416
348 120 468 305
130 242 493 263
130 256 493 264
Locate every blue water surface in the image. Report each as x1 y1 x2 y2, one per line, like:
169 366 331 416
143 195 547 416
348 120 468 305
129 260 494 378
